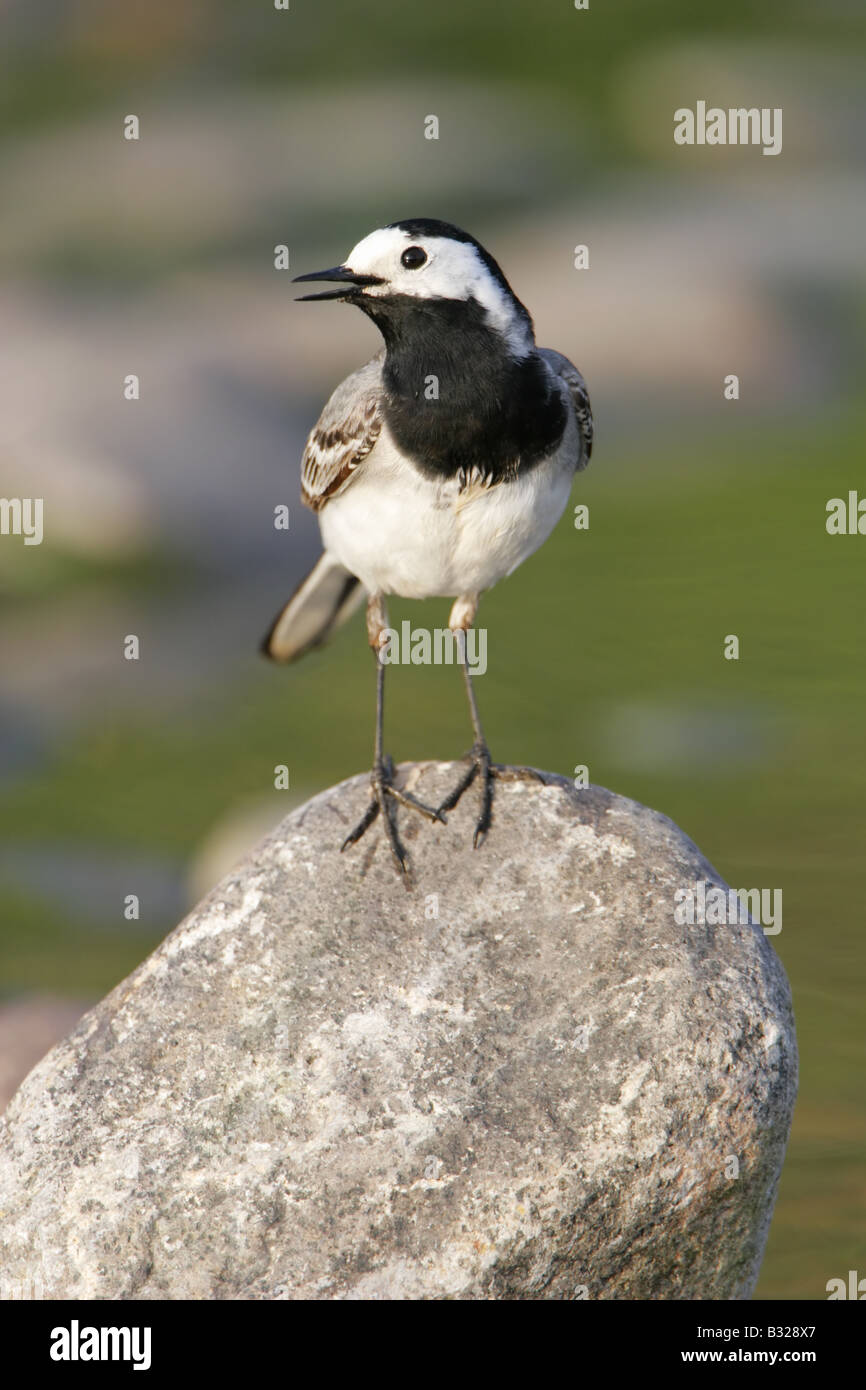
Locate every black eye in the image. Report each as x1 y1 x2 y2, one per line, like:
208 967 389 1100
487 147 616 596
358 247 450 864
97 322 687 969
401 245 427 269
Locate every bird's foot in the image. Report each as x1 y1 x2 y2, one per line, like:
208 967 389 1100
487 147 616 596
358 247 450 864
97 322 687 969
436 740 500 849
342 755 445 875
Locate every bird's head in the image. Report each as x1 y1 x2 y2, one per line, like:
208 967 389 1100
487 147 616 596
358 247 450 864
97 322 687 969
293 218 534 358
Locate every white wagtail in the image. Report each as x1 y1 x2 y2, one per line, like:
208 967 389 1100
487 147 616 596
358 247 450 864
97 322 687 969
263 218 593 873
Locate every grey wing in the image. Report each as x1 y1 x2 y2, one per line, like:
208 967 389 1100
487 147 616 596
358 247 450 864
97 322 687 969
300 351 385 512
539 348 593 471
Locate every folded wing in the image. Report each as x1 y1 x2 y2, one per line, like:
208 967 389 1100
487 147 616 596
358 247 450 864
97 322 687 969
538 348 593 471
301 352 385 511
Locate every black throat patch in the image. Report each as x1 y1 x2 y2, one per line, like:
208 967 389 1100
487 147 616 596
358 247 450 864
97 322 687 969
358 294 567 485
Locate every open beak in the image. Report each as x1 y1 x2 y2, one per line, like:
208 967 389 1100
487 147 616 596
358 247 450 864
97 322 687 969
293 265 385 302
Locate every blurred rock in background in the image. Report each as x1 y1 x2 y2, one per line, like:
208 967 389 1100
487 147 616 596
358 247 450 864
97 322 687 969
0 994 92 1113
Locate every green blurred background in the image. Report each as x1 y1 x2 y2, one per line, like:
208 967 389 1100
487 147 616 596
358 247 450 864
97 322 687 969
1 0 864 1298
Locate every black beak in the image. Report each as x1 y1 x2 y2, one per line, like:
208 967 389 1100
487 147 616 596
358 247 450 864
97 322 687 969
293 265 385 302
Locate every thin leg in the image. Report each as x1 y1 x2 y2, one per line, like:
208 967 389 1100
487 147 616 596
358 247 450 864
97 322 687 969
342 593 444 874
435 594 497 848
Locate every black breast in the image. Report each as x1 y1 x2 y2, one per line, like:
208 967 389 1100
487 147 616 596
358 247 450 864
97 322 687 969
363 295 567 485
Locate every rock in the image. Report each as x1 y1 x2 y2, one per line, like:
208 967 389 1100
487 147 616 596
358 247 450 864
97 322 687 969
0 765 797 1301
0 995 92 1115
186 792 306 907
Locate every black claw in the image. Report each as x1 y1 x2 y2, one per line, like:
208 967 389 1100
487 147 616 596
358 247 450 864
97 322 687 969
342 758 442 874
436 761 478 815
389 784 448 824
341 798 379 851
437 741 497 849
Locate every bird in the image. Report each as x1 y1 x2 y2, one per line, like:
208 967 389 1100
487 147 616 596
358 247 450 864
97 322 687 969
262 218 593 875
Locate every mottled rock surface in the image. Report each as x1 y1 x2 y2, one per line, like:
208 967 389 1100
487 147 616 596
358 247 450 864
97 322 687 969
0 765 797 1300
0 995 91 1114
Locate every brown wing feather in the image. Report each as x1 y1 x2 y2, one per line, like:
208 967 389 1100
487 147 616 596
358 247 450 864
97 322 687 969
300 352 385 512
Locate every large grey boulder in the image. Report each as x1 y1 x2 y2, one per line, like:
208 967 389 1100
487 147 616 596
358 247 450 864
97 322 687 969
0 764 796 1300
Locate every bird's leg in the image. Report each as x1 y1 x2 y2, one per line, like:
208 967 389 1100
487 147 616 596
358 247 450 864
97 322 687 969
342 592 444 874
436 595 498 848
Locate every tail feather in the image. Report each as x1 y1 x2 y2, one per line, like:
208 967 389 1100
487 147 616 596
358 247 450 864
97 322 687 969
261 553 365 663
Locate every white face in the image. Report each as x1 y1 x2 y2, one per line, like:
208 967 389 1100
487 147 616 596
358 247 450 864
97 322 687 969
344 226 533 357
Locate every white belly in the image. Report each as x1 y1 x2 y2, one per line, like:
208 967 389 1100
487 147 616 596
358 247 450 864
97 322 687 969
320 429 575 599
